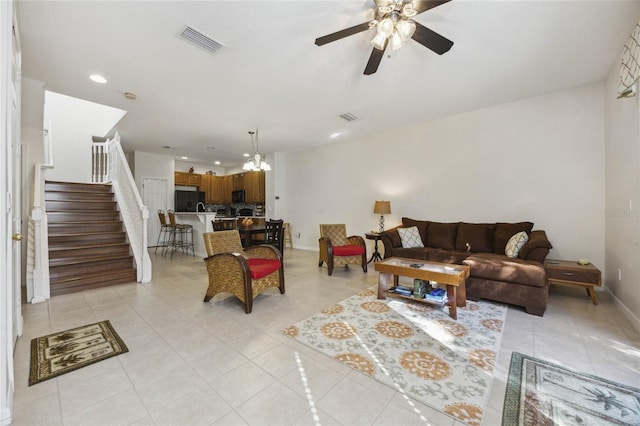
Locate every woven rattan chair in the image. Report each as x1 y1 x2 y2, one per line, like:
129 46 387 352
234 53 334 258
203 230 285 313
318 224 367 276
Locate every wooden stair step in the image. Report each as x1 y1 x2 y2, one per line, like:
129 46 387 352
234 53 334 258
45 191 114 202
47 211 121 222
48 222 123 234
48 231 127 246
45 200 118 211
45 181 113 193
49 256 134 279
48 252 134 268
50 269 137 297
48 243 130 259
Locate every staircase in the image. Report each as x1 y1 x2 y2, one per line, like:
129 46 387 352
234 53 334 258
45 181 137 296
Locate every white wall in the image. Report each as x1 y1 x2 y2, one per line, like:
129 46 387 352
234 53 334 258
605 63 640 322
43 91 125 183
133 151 175 210
285 83 606 280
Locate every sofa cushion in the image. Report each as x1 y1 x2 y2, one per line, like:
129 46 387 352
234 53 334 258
426 222 458 250
505 231 529 258
455 223 495 253
518 230 553 259
333 245 365 256
398 226 424 248
462 253 546 287
246 258 281 280
428 249 471 265
381 228 403 248
493 222 534 253
392 247 430 261
401 218 429 244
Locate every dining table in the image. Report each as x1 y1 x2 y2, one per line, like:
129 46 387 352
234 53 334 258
237 224 267 247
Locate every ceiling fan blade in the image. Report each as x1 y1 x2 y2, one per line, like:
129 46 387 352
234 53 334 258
315 22 372 46
364 42 387 75
413 0 453 15
411 22 453 55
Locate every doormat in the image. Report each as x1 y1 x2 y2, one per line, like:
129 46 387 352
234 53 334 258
502 352 640 425
282 288 507 426
29 320 128 386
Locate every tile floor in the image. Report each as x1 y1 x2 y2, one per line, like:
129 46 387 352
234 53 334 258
11 248 640 425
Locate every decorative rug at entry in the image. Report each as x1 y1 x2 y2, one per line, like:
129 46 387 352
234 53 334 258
281 288 507 426
29 320 128 386
502 352 640 426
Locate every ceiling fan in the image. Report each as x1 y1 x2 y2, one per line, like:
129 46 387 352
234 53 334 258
315 0 454 75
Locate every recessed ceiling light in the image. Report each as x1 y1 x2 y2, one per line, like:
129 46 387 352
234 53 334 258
214 161 221 165
181 156 188 160
329 132 342 139
162 145 173 149
89 74 107 84
243 153 250 157
124 92 137 100
206 146 215 150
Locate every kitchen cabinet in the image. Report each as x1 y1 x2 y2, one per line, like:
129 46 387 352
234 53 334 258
175 171 201 187
212 176 225 204
200 174 213 204
174 171 188 185
244 171 265 203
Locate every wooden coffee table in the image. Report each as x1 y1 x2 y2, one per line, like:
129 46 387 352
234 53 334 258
375 257 470 320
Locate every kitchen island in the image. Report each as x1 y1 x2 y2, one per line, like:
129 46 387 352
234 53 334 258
172 213 265 257
173 212 217 257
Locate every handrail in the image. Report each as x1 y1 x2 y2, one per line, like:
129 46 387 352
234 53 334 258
95 133 151 283
27 164 50 303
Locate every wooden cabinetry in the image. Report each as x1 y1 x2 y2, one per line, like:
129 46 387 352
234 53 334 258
174 171 201 187
174 171 264 204
244 171 265 203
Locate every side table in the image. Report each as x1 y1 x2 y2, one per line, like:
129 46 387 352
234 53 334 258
543 259 602 305
365 232 383 263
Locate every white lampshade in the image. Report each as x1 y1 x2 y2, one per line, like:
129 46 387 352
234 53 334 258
378 17 394 36
390 31 404 50
371 32 388 50
396 20 416 41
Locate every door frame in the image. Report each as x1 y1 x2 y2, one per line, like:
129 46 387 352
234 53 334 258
142 176 168 247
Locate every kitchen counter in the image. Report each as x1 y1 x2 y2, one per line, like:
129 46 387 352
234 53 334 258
173 212 217 257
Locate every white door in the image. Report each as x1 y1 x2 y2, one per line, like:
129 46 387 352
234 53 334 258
11 7 22 344
143 177 168 247
1 1 21 424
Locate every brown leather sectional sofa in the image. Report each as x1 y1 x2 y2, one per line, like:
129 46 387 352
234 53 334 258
379 218 553 315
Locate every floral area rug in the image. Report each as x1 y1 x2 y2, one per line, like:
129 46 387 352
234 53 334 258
281 288 507 425
503 352 640 425
29 320 128 386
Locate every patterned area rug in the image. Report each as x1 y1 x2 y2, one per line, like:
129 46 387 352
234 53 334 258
282 288 507 426
29 320 128 386
503 352 640 426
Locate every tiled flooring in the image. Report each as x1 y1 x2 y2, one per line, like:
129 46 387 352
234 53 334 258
11 248 640 425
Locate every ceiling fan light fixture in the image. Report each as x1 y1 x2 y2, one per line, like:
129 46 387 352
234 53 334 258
396 19 416 40
378 17 395 36
390 32 404 50
371 32 388 50
402 4 417 17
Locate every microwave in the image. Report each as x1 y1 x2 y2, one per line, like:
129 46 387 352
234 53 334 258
231 189 245 203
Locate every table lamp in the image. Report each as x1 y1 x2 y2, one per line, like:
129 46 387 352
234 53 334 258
373 201 391 233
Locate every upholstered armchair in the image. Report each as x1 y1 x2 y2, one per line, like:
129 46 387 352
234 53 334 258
318 224 367 276
203 230 284 313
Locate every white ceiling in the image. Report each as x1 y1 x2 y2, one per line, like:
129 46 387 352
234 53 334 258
16 0 640 168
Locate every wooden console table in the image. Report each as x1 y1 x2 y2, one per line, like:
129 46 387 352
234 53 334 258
544 259 601 305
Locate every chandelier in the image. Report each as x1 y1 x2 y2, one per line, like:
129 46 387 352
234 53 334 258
370 0 418 51
243 129 271 171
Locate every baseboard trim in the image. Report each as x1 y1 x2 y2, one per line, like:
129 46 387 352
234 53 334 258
606 287 640 332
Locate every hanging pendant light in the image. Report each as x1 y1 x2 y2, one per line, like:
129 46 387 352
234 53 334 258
243 129 271 171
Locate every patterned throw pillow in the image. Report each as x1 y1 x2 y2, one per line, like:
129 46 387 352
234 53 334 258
398 226 424 248
505 231 529 258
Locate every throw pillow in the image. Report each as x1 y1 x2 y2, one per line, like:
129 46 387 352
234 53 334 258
398 226 424 248
505 231 529 258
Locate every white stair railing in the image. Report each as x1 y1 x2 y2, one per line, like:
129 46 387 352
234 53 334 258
27 164 50 303
93 133 151 283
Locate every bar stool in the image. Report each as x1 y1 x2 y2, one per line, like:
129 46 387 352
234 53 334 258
155 210 173 254
167 210 194 258
283 222 293 249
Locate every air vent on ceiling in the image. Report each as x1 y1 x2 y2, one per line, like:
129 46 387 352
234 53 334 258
339 112 358 122
178 25 224 55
